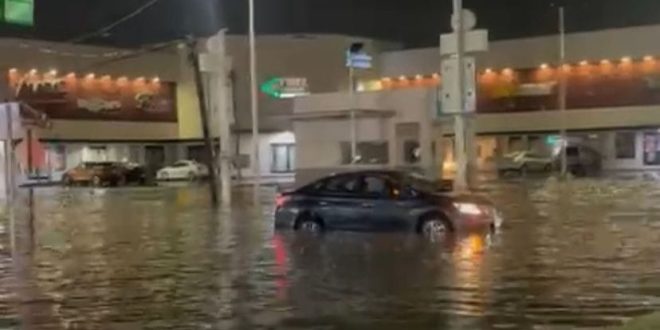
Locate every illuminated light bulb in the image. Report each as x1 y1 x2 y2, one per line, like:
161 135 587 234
415 74 423 80
502 68 513 75
600 59 611 65
48 69 58 76
398 75 407 81
8 68 17 73
644 55 654 62
66 72 76 78
86 73 95 79
579 60 589 66
540 63 549 69
29 69 37 75
484 68 494 74
621 56 632 63
152 77 160 83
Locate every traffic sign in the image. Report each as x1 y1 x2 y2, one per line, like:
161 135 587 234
260 77 309 99
440 57 476 114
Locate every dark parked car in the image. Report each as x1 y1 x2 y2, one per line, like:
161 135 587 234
62 162 123 186
274 170 502 240
115 162 148 185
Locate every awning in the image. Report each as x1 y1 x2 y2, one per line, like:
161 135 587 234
19 102 50 128
280 109 396 122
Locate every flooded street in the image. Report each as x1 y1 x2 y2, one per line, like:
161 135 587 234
2 178 660 329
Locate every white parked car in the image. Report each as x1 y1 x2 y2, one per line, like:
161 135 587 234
156 160 209 181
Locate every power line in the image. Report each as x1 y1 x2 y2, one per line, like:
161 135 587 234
67 0 164 44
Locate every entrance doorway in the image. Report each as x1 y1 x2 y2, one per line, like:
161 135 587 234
145 145 165 178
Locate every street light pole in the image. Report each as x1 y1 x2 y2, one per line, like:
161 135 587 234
249 0 261 203
558 7 568 178
452 0 469 192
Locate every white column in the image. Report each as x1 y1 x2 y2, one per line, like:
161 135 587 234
249 0 261 202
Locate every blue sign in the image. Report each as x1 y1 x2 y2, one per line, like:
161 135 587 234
346 51 372 69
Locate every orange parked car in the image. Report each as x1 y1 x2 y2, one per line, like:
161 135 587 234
62 162 124 187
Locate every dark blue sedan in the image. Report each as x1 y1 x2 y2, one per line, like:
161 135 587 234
274 170 502 240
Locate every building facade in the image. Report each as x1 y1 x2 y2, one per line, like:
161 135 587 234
1 34 394 182
293 24 660 182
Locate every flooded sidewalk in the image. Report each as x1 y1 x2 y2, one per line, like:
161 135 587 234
1 179 660 329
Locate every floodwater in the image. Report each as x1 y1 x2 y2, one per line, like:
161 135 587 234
2 178 660 329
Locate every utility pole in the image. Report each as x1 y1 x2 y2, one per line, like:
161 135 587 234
558 7 568 178
348 67 357 163
187 36 219 206
249 0 261 203
452 0 469 192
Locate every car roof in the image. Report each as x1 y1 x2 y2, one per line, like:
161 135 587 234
324 169 404 179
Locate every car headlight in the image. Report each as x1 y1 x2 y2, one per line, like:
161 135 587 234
454 202 482 215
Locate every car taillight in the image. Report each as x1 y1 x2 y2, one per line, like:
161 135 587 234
275 193 290 208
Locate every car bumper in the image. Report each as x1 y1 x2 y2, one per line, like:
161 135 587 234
274 207 298 230
450 208 503 231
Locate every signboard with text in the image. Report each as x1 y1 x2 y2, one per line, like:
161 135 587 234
8 71 178 122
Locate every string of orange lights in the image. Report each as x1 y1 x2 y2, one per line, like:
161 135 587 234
7 68 161 84
377 55 658 82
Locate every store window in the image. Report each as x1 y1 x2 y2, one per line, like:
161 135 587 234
615 132 636 159
84 146 107 162
643 133 660 165
271 144 296 173
403 140 420 164
341 141 389 165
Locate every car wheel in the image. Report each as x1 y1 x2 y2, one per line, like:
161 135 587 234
62 175 73 186
295 214 323 234
91 176 102 187
420 215 451 242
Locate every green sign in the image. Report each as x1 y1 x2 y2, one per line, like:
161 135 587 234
260 77 309 99
3 0 34 26
260 77 282 98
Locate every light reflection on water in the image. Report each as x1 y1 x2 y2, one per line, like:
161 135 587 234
0 179 660 329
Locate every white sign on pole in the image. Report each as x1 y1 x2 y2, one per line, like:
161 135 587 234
346 52 372 69
440 29 488 55
440 57 476 114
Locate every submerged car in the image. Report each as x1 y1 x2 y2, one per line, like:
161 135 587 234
274 170 502 240
62 162 124 186
156 160 209 181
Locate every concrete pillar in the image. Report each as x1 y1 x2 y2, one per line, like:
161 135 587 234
386 118 397 168
420 119 434 177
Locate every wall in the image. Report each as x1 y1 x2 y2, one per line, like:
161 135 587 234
225 35 400 132
379 24 660 77
237 131 296 178
0 38 195 142
435 105 660 135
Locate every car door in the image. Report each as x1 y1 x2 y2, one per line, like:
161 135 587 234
310 174 368 230
359 174 410 231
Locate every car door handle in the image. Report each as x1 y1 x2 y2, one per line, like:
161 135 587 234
318 201 329 206
361 202 374 208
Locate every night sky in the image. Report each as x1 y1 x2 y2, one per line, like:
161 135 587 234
2 0 660 48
